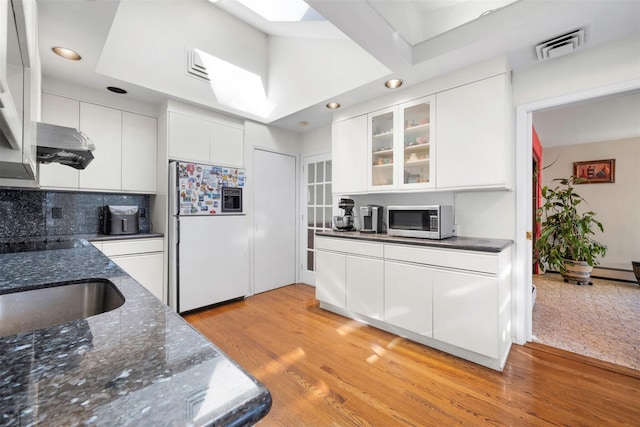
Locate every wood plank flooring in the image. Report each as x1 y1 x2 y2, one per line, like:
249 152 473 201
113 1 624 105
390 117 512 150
184 284 640 426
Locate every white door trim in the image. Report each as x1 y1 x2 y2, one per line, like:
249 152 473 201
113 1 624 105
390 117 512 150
513 78 640 344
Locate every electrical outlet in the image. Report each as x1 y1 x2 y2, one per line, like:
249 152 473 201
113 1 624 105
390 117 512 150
51 207 63 219
139 207 146 218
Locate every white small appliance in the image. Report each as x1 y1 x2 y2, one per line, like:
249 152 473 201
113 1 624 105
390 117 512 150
387 205 455 239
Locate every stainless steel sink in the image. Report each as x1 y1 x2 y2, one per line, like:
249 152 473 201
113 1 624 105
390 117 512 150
0 279 124 338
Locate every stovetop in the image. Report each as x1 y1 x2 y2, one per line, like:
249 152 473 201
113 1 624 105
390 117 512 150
0 238 87 254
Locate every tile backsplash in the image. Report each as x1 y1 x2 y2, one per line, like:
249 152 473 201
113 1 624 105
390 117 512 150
0 189 151 239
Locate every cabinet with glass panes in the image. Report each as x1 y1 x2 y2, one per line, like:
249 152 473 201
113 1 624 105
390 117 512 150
368 106 397 190
367 97 435 191
399 96 435 189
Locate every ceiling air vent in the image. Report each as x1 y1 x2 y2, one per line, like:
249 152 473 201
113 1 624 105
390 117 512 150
186 49 210 82
535 29 585 61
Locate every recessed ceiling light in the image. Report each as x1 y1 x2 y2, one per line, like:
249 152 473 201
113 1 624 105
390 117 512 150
298 121 309 127
326 102 341 109
107 86 127 94
385 79 403 89
52 47 81 61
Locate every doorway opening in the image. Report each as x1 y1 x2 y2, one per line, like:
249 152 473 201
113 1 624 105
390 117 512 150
520 84 640 371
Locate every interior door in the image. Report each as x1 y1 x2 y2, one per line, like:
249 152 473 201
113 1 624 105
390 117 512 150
300 153 333 285
253 149 296 293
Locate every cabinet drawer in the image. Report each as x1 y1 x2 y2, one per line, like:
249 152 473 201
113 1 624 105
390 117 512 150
316 237 383 257
384 244 499 274
99 238 163 256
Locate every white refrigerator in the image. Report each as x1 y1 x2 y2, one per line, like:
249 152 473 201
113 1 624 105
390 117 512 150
168 161 249 313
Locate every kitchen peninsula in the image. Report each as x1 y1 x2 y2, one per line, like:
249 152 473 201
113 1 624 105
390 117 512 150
0 241 271 426
315 231 513 371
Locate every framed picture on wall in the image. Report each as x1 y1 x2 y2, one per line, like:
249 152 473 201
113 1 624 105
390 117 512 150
573 159 615 183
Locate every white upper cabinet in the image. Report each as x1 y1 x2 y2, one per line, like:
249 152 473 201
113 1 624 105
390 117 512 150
39 93 81 188
368 105 398 191
332 115 367 194
168 112 209 163
39 93 158 193
122 112 157 193
332 72 512 194
398 96 436 190
0 0 39 183
168 110 244 167
367 95 436 192
436 74 512 190
210 121 243 168
79 102 122 191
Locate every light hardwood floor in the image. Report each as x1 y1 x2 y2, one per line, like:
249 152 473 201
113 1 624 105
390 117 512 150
185 284 640 426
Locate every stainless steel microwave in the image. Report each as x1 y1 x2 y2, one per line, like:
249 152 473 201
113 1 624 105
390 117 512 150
387 206 455 239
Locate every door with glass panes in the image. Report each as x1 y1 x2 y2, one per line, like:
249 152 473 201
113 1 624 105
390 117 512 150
300 154 333 285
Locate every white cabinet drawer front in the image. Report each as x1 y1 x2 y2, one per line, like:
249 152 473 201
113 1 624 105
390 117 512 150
384 244 498 274
384 260 433 337
110 252 164 301
433 269 498 358
100 238 163 256
315 237 383 257
346 256 384 320
315 250 346 308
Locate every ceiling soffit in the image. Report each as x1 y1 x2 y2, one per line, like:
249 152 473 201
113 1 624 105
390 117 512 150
96 0 390 123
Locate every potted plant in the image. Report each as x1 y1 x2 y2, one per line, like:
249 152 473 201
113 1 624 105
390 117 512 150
534 176 607 285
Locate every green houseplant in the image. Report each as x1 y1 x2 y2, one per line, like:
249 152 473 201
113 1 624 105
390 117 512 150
534 176 607 285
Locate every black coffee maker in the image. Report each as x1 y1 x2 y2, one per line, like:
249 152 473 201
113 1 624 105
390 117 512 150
333 198 355 231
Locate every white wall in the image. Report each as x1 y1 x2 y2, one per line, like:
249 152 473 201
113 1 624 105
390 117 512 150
512 37 640 106
541 137 640 270
268 36 390 122
300 125 331 156
97 0 269 122
455 191 515 240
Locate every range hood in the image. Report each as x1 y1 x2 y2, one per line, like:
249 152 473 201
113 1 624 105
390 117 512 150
36 122 95 170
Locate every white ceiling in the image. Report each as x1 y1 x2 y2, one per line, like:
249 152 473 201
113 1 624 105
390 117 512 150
38 0 640 134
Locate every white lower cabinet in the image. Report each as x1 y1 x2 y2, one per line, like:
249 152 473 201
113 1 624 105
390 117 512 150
94 238 165 302
315 250 346 309
315 235 512 371
384 260 433 337
433 270 498 358
346 255 384 320
316 237 384 318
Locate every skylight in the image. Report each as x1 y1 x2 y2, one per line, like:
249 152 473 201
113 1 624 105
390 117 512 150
235 0 325 22
194 49 275 119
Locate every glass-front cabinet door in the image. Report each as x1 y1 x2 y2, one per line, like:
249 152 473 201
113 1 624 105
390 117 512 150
399 96 435 189
368 106 397 190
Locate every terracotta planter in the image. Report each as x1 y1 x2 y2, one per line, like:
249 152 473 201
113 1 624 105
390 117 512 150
562 259 593 285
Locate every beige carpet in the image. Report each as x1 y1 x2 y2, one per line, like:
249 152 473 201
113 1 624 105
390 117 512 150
532 272 640 371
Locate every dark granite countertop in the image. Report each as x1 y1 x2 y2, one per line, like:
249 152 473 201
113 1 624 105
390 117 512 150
0 241 271 426
316 230 513 253
68 232 164 242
